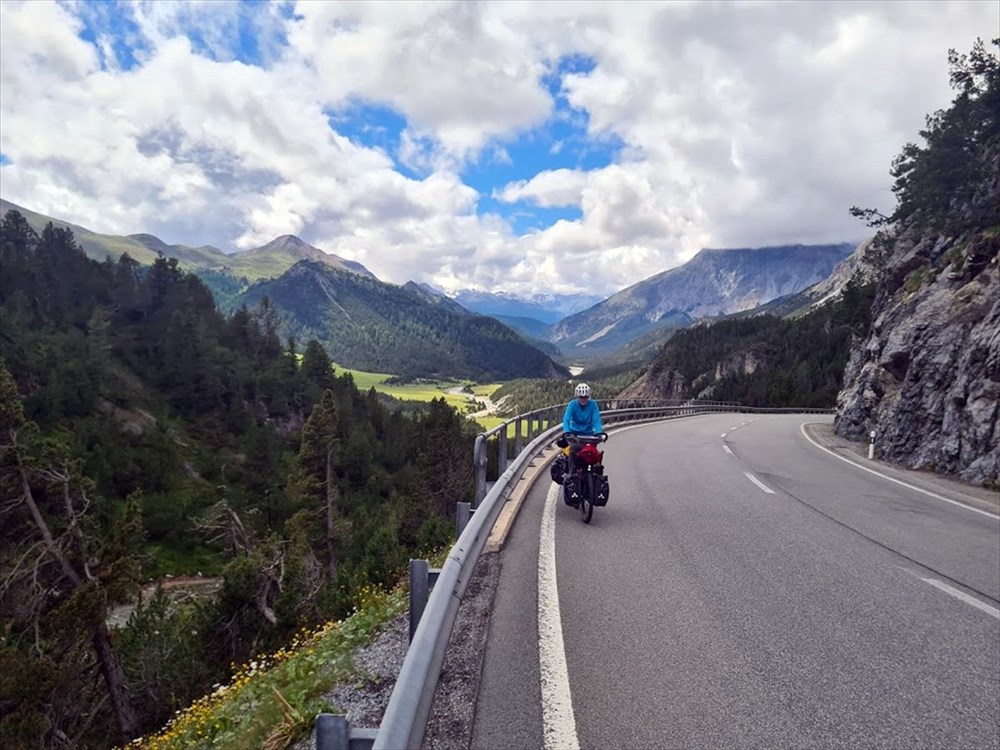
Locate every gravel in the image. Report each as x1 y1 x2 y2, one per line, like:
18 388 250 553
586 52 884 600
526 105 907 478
295 551 503 750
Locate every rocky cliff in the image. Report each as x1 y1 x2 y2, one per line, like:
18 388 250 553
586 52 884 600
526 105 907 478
835 154 1000 486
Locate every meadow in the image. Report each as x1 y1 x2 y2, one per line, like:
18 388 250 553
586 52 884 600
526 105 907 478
331 362 501 415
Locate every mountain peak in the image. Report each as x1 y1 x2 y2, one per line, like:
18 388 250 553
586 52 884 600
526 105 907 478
236 236 377 280
255 234 319 254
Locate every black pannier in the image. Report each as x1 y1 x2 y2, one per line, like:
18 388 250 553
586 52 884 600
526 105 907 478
550 454 568 485
593 474 610 506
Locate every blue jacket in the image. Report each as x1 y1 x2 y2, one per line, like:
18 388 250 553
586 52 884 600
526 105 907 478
563 398 603 435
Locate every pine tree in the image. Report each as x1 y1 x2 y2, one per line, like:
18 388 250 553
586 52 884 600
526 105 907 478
0 359 140 744
291 390 344 581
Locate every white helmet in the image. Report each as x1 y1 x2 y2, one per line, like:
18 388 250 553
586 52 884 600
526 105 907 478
574 383 591 398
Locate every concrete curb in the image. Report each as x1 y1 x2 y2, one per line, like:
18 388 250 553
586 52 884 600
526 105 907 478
484 444 561 553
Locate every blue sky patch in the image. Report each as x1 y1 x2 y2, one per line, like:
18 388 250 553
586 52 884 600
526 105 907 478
493 204 584 235
72 0 148 71
463 54 622 228
0 153 11 166
327 102 407 156
69 0 294 70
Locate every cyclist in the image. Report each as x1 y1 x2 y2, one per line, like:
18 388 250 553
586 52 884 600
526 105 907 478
560 383 603 504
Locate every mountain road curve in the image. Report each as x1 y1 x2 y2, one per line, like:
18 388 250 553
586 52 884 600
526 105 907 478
469 414 999 750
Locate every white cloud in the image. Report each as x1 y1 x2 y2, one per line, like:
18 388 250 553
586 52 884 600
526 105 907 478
287 1 555 159
0 0 996 300
495 169 589 207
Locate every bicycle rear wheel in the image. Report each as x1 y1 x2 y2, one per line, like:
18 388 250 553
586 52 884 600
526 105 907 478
581 474 594 523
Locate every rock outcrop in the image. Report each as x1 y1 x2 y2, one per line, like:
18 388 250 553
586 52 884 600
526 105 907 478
836 158 1000 486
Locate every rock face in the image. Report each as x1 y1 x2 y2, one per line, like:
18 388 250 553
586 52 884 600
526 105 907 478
803 237 882 308
836 173 1000 486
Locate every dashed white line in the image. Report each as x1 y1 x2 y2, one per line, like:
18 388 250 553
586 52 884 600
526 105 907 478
921 578 1000 620
799 423 999 520
723 445 733 455
720 433 727 438
538 483 580 750
744 472 775 493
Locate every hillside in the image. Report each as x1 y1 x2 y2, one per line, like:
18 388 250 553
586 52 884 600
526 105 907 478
1 197 163 264
549 243 854 357
0 210 477 747
616 283 872 408
239 260 569 381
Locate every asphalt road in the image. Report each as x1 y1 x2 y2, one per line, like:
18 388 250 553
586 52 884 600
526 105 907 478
471 414 1000 750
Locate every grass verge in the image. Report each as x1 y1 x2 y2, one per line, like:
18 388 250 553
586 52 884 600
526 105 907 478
122 584 406 750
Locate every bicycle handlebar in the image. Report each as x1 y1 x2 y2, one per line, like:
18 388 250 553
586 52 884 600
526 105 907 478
561 432 609 443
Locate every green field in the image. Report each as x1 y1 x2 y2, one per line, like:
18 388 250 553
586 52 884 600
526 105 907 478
332 362 501 414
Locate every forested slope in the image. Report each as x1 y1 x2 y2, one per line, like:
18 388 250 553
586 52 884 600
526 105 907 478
239 260 569 381
0 212 475 747
617 279 875 408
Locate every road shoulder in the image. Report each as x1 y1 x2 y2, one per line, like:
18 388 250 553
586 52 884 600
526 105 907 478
801 421 999 516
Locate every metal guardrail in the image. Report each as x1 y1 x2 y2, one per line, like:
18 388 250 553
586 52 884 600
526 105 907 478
319 400 834 749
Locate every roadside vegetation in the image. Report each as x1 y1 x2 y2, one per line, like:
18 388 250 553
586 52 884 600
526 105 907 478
122 582 406 750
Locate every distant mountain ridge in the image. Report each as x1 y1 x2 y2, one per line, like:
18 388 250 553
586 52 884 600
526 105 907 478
452 289 602 324
549 243 855 357
0 198 373 281
240 260 568 380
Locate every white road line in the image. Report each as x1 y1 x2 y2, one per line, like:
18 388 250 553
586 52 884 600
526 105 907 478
720 433 727 438
799 423 1000 520
723 445 733 455
921 578 1000 620
608 422 659 436
538 483 580 750
744 472 775 493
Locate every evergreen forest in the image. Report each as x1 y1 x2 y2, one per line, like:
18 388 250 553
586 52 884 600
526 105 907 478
638 278 877 408
0 213 476 748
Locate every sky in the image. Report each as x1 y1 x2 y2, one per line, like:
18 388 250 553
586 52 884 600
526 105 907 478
0 1 995 297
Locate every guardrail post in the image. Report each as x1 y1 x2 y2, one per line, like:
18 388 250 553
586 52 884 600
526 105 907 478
408 560 442 643
456 501 472 539
317 714 350 750
473 434 487 507
316 714 377 750
409 559 428 644
497 427 508 474
514 417 523 455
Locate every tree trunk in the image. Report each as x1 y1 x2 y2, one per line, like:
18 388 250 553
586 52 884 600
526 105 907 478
92 625 138 742
325 449 337 582
17 450 139 744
